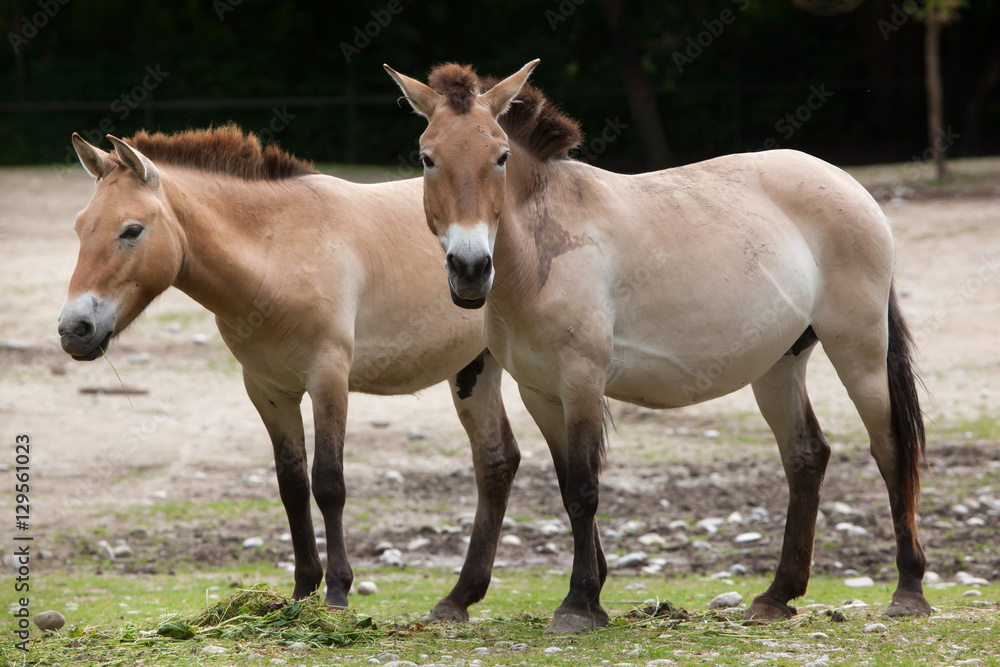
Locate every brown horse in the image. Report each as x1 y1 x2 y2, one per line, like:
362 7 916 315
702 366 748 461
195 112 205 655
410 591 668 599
58 125 519 621
385 61 931 632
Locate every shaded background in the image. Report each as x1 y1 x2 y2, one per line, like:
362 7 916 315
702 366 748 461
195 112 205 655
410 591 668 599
1 0 999 170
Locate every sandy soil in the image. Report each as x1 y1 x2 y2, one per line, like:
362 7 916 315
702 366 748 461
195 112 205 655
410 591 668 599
1 164 998 586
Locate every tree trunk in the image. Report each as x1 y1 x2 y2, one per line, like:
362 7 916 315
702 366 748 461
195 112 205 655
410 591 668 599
602 0 672 169
924 13 945 180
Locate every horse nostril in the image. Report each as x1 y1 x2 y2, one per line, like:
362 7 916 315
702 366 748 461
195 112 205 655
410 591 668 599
59 317 95 339
446 253 460 275
480 254 492 277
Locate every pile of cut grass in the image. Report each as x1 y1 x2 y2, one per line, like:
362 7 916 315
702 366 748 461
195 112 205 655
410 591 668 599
158 583 379 648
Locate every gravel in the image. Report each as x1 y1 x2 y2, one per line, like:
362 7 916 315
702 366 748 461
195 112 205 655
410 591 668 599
707 591 743 609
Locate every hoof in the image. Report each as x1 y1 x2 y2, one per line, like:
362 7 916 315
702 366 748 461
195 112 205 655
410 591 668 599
883 591 932 617
324 591 349 609
428 598 470 623
591 603 610 628
545 609 596 634
741 595 797 623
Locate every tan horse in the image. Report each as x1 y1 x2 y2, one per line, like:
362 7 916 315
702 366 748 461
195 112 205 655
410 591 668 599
385 61 931 633
59 125 520 621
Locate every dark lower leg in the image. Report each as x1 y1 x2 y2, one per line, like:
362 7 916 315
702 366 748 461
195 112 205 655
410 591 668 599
882 476 930 616
273 439 323 599
312 411 352 607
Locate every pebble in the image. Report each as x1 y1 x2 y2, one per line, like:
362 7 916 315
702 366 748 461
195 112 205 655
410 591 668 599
357 581 378 596
730 563 748 576
966 517 986 526
511 643 528 651
382 662 417 667
646 661 675 666
844 568 859 576
962 589 982 597
863 623 888 634
695 518 724 534
543 647 563 654
748 506 769 522
828 501 859 516
625 583 647 591
287 642 308 651
808 632 829 640
844 576 874 587
242 537 264 548
537 542 559 554
127 352 152 364
269 659 287 665
641 564 663 575
191 333 209 345
32 611 66 631
113 543 133 559
377 654 400 662
535 518 566 535
691 540 715 551
604 528 623 539
842 599 869 608
407 537 431 551
923 571 941 584
952 504 970 515
374 541 394 554
165 322 182 333
955 660 984 666
379 548 404 567
502 516 518 529
406 429 426 441
385 470 404 483
96 540 115 560
637 533 666 547
667 520 688 531
202 645 227 654
835 522 868 537
621 519 646 534
955 571 990 586
708 591 743 609
703 429 720 438
473 647 489 654
726 510 743 524
612 552 648 569
501 534 522 546
734 532 762 543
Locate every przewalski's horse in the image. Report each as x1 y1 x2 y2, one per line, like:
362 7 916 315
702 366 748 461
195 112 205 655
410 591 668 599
385 61 930 633
59 125 519 621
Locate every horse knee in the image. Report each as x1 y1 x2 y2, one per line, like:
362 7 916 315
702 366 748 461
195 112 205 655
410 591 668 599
311 468 346 511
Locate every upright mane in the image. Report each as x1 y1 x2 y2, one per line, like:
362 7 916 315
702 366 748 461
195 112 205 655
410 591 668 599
427 63 583 162
118 124 318 180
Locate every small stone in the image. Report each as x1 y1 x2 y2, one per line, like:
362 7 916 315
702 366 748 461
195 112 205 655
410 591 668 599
113 543 133 559
863 623 888 633
385 470 404 483
374 541 394 554
955 660 984 666
844 576 875 587
407 537 431 551
952 504 970 515
695 518 724 534
537 542 558 554
165 322 182 333
748 506 769 522
192 471 207 480
407 429 426 441
844 568 859 576
379 548 404 566
502 516 518 529
708 591 743 609
691 540 715 551
543 647 563 654
625 583 647 591
668 520 688 531
955 571 990 585
828 501 859 516
646 661 675 666
612 551 648 569
637 533 666 547
511 643 528 651
703 429 720 439
500 534 522 546
377 654 400 662
242 537 264 548
32 611 66 631
127 352 152 364
641 564 663 575
734 532 762 543
535 518 566 535
192 333 209 345
269 659 287 665
96 540 115 561
621 519 646 534
287 641 308 651
963 589 982 597
473 647 489 653
835 522 868 537
357 581 378 596
923 571 941 584
202 645 227 654
730 563 748 576
808 632 829 640
726 510 743 524
841 599 869 608
965 517 986 527
383 662 418 667
830 611 846 622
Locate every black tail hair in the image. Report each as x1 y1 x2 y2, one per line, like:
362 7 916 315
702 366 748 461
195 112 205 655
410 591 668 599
886 282 927 516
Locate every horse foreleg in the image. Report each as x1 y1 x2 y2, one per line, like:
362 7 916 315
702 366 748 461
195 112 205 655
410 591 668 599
243 373 321 599
744 350 830 622
430 351 520 622
308 365 353 607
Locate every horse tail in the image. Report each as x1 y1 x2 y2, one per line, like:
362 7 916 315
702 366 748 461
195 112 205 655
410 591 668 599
886 281 926 516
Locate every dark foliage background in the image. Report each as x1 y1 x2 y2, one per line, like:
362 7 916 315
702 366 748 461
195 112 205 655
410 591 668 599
1 0 998 170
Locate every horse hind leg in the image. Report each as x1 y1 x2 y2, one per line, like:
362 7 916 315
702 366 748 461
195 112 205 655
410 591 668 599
743 344 831 622
819 287 930 617
429 351 521 622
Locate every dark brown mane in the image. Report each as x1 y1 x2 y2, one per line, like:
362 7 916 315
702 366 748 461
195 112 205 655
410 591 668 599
119 124 318 180
427 63 583 162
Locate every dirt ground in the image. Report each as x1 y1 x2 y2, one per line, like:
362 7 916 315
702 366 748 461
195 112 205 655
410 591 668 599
1 163 999 591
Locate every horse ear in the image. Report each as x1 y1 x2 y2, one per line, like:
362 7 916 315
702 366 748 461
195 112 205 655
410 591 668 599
384 64 441 120
72 133 113 180
106 135 159 185
480 59 540 119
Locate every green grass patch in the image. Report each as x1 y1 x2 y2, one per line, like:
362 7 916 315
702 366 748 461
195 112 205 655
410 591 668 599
4 568 999 666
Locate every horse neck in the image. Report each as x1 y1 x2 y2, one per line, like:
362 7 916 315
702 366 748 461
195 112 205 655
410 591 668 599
164 168 282 323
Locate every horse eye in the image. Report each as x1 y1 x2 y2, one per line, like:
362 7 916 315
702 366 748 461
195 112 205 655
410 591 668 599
119 224 144 240
497 152 509 167
421 155 436 170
